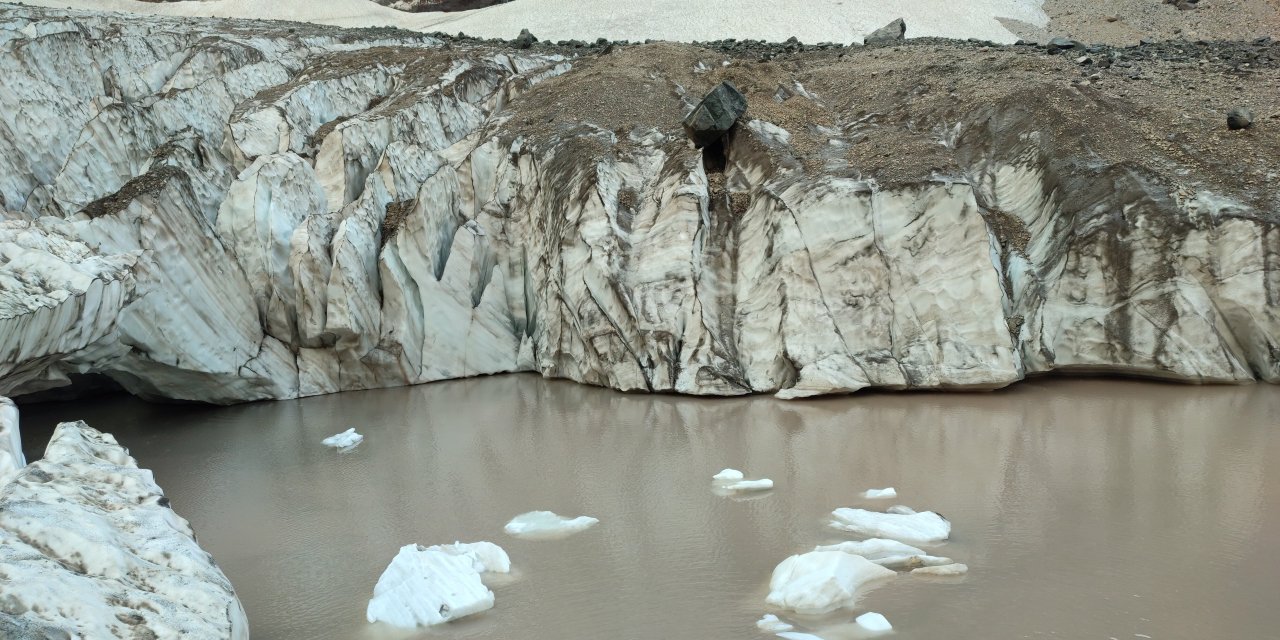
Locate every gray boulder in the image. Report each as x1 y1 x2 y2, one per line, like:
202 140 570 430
864 19 906 47
1227 107 1254 130
514 28 537 49
683 81 748 148
1046 36 1082 53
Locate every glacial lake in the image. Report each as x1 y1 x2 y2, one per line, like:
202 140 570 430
18 376 1280 640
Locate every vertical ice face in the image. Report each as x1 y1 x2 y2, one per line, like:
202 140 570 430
0 421 248 639
0 397 23 485
1 6 1276 405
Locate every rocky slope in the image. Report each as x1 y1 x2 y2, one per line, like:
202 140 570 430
0 5 1277 403
0 414 247 639
372 0 514 12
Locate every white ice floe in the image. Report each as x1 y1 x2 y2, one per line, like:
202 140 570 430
725 478 775 491
862 487 897 499
321 427 364 449
504 511 599 540
814 539 952 570
713 468 774 493
830 508 951 544
366 541 511 628
766 550 895 615
757 613 795 632
886 505 917 515
855 612 893 634
911 562 968 576
776 632 825 640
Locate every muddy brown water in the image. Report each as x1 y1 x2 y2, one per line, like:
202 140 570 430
17 376 1280 640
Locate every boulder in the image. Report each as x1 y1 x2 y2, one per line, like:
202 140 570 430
682 81 748 148
514 28 537 49
1046 36 1082 53
864 18 906 46
1227 107 1255 130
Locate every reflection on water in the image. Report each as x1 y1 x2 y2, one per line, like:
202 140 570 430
17 376 1280 640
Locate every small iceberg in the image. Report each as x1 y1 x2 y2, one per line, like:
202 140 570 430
777 633 825 640
886 505 916 515
757 613 794 632
814 539 952 570
725 478 774 491
766 550 895 615
855 612 893 634
830 508 951 544
321 428 363 450
911 562 968 576
713 468 774 493
862 487 897 500
504 511 599 540
366 541 511 628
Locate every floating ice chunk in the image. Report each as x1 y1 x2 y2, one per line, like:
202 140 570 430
433 541 512 573
713 468 745 481
504 511 599 540
766 550 895 615
911 563 968 576
757 614 794 632
886 505 916 515
713 468 774 493
830 508 950 544
321 427 363 449
855 612 893 634
814 539 952 570
862 487 897 499
366 541 510 628
777 633 825 640
724 478 774 491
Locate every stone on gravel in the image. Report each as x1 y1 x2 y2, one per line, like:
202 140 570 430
1047 36 1082 53
1227 107 1255 130
682 81 747 148
864 18 906 46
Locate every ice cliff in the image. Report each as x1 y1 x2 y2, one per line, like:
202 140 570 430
0 417 247 639
1 6 1276 404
